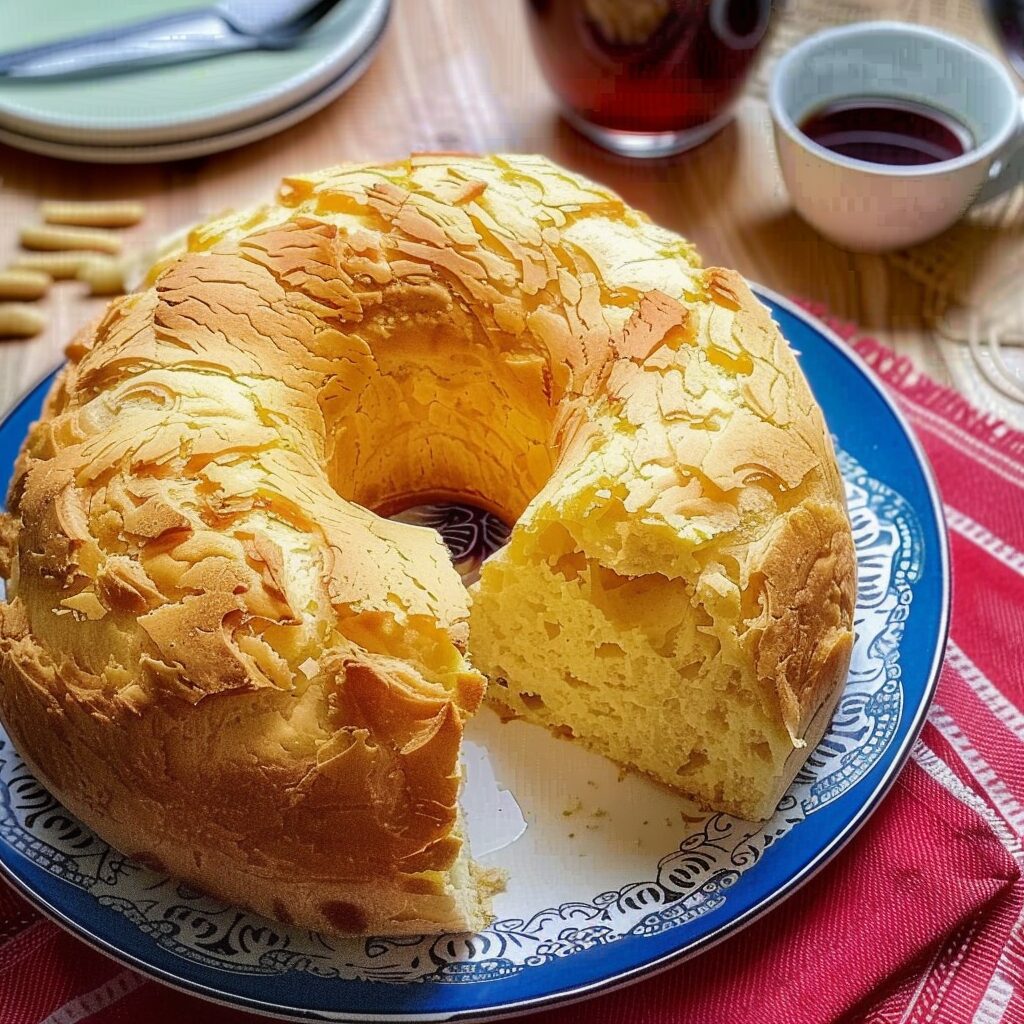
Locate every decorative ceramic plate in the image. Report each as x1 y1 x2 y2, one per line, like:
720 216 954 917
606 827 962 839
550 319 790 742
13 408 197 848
0 0 390 147
0 287 949 1022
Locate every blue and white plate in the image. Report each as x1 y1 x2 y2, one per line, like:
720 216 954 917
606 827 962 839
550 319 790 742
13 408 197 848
0 287 949 1022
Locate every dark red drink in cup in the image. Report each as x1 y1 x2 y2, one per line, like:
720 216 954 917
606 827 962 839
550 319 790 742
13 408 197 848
525 0 776 157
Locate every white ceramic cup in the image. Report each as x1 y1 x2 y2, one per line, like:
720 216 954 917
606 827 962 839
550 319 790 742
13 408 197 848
769 21 1024 252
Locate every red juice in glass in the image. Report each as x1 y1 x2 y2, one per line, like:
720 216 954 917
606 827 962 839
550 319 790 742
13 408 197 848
524 0 776 157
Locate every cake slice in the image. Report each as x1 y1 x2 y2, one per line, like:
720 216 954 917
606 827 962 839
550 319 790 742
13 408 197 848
469 273 856 820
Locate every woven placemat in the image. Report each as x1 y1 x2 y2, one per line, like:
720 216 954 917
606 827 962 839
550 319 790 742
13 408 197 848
754 0 1024 413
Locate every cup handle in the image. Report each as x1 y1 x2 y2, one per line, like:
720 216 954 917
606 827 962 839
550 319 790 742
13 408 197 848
974 96 1024 205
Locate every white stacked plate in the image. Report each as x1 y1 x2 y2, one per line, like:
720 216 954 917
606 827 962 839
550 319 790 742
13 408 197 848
0 0 390 162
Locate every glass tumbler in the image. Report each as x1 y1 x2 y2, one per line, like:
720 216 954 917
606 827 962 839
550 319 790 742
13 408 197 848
524 0 777 158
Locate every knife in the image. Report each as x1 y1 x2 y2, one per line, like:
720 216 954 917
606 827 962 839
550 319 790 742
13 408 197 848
0 0 340 79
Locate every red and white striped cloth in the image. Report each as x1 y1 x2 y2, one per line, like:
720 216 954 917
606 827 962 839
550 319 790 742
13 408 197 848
2 318 1023 1024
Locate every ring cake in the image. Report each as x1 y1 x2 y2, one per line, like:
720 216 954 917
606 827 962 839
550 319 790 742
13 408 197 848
0 154 856 935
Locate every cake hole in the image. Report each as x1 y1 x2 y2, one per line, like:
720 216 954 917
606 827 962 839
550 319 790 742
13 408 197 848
677 659 702 681
595 642 623 659
590 564 632 593
565 673 593 690
654 626 681 659
751 740 773 763
740 572 765 621
387 501 513 587
534 522 577 559
543 621 561 640
519 691 545 711
549 549 587 583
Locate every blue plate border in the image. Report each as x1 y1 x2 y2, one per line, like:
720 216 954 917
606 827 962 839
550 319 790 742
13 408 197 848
0 284 951 1022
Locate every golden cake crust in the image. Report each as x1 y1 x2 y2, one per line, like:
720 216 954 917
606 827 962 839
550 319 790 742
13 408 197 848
0 153 855 934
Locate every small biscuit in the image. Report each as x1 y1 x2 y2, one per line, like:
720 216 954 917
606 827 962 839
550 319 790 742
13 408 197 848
0 269 51 301
9 253 92 279
41 200 145 228
0 303 46 338
20 224 122 255
77 257 127 296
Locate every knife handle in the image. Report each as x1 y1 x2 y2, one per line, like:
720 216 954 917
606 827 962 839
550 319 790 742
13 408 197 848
0 10 258 79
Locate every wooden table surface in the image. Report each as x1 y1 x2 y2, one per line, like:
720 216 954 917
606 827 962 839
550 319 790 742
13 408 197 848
1 0 1022 425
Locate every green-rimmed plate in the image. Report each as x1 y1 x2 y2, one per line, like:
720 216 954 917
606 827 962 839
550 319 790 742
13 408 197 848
0 0 390 146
